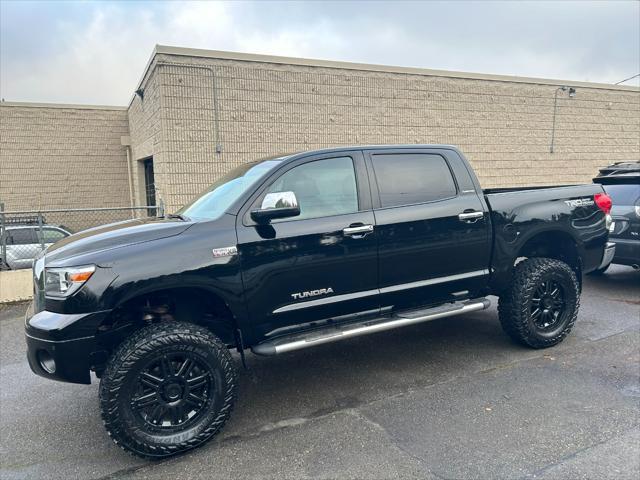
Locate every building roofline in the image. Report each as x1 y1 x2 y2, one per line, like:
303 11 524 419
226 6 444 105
134 44 640 93
0 101 127 111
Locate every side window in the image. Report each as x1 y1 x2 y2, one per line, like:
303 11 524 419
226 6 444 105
6 228 37 245
371 153 457 208
265 156 359 221
40 228 68 244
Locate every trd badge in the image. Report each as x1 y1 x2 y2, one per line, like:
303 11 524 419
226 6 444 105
212 246 238 258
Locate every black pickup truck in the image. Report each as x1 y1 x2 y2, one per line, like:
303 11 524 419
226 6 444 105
25 145 614 457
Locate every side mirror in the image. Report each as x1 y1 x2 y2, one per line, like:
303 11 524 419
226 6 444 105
250 191 301 223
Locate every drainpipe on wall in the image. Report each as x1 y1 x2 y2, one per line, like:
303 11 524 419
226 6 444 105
121 136 135 213
126 147 135 209
550 86 576 153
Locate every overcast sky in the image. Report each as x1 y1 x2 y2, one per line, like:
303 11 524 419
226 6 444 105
1 0 638 105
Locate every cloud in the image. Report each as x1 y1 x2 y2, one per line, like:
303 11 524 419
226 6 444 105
1 0 638 105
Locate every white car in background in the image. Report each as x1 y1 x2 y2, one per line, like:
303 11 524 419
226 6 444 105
2 225 71 270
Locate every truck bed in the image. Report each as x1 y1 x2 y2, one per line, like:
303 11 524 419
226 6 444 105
483 184 581 194
483 182 608 290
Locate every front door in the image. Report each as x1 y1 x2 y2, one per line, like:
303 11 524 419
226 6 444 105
365 148 491 312
236 151 379 341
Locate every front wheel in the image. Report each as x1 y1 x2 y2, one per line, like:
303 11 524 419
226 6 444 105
498 257 580 349
99 322 237 458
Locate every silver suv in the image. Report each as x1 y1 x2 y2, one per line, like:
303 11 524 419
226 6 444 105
2 225 71 269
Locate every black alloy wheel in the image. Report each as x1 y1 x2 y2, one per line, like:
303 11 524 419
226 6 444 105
129 352 214 433
530 279 566 332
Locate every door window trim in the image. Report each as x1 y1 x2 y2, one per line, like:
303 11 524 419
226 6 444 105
364 149 460 211
240 150 372 227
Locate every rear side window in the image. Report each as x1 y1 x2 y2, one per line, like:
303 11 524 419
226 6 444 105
371 153 457 208
602 184 640 206
6 228 37 245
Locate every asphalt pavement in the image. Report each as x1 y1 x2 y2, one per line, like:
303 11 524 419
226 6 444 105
1 265 638 479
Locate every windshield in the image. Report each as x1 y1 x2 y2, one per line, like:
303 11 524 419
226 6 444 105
177 159 283 220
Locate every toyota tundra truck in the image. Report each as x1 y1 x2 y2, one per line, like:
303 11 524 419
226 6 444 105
25 145 614 457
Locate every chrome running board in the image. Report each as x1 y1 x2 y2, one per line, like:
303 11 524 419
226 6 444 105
251 298 490 356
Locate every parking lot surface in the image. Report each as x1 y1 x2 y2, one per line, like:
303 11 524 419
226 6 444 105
1 265 638 480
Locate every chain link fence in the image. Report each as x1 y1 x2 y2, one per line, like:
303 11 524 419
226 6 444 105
0 205 163 270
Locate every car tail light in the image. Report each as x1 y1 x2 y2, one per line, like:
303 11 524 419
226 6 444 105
594 193 612 215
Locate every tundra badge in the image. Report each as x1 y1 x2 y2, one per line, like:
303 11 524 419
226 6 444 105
291 288 334 300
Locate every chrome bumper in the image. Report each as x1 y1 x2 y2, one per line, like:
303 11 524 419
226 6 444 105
598 242 616 270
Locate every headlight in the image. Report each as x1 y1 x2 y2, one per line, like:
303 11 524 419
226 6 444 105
45 265 95 298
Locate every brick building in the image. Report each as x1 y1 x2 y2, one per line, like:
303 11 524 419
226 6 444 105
1 45 639 212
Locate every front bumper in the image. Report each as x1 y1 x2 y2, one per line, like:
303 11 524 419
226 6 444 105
598 242 616 270
25 304 109 384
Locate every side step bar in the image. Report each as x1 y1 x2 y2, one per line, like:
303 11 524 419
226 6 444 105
252 298 491 356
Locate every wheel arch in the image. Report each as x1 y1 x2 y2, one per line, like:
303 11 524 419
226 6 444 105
514 229 583 289
95 285 242 366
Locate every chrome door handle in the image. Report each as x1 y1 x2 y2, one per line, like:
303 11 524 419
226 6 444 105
458 211 484 222
343 225 374 236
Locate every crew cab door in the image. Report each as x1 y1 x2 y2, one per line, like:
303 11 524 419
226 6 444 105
364 148 491 311
236 151 379 341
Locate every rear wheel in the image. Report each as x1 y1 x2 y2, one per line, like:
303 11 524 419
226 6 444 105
498 257 579 348
99 322 237 458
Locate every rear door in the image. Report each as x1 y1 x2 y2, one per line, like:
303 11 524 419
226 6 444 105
236 151 380 341
364 148 491 311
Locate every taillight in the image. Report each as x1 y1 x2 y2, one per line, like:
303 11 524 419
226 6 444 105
594 193 612 215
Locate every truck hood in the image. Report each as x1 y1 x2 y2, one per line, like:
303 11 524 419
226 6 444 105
44 217 194 265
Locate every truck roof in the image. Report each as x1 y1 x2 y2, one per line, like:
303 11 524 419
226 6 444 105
281 144 462 160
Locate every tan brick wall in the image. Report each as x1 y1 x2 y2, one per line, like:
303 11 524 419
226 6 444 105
129 51 639 212
0 103 131 211
5 50 636 215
